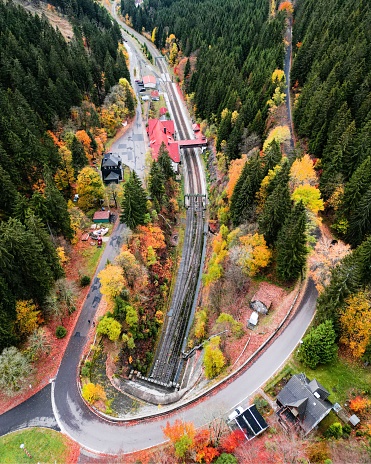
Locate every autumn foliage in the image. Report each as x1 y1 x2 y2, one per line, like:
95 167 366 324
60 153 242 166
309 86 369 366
279 1 294 13
82 382 106 404
340 291 371 358
220 430 245 453
349 396 371 415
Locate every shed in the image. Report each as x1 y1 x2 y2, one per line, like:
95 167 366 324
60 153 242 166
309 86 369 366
93 210 110 223
248 311 259 329
349 414 360 426
250 286 273 314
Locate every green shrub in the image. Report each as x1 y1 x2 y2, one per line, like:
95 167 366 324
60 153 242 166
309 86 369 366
325 422 343 439
56 326 67 339
80 275 91 287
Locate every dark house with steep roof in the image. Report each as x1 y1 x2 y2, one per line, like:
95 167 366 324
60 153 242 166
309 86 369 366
101 153 123 184
276 374 333 435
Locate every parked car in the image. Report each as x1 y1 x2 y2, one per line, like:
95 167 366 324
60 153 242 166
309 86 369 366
228 406 244 422
139 88 146 93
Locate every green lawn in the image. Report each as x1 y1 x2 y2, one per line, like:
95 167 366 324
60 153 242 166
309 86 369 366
0 428 77 463
82 242 105 275
290 356 371 405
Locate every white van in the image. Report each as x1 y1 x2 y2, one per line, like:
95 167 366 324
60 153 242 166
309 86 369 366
228 406 244 422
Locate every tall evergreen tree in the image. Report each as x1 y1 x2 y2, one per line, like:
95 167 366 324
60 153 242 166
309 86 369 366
71 136 88 174
276 201 308 281
299 320 337 369
230 155 263 226
149 161 166 209
158 144 175 180
258 181 292 246
120 171 147 230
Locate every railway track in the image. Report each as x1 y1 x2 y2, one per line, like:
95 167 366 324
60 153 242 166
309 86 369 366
142 58 207 388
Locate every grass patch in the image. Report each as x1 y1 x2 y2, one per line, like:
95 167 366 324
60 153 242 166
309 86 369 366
0 428 78 463
290 356 371 404
82 245 105 275
264 365 293 397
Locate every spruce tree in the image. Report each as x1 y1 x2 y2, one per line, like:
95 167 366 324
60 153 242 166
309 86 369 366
230 155 263 226
149 161 166 209
71 136 87 174
299 320 337 369
158 143 175 180
120 171 147 230
276 201 308 281
258 182 292 246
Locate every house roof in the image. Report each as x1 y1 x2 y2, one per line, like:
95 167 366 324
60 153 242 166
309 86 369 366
235 404 268 440
151 90 159 97
147 119 180 163
143 75 156 86
103 172 120 181
102 153 120 167
159 107 168 116
93 210 110 221
277 374 333 434
192 123 200 132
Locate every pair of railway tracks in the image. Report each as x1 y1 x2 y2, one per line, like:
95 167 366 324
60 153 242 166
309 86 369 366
142 58 207 389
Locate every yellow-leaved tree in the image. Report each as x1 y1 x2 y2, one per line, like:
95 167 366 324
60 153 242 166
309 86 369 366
292 185 324 214
82 383 106 404
203 336 225 378
98 264 126 301
263 126 290 151
76 166 104 211
340 291 371 359
290 154 317 189
16 300 40 337
238 233 272 276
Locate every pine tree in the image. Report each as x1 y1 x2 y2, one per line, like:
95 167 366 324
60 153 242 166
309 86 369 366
120 171 147 230
263 139 282 173
346 187 371 247
276 201 308 281
149 161 166 209
158 143 175 180
71 135 88 174
258 182 292 246
230 155 263 226
299 320 337 369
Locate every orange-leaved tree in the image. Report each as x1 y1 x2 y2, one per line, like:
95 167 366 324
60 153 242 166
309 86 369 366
226 155 248 199
279 1 294 14
163 420 196 460
349 396 371 415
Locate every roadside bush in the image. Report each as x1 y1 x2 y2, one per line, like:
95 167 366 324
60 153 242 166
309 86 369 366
80 275 91 287
215 454 237 464
56 326 67 339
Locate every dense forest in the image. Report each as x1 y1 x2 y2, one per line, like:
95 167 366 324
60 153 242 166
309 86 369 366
289 0 371 359
121 0 286 157
0 0 130 351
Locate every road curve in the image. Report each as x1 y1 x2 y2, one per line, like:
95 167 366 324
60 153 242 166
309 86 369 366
51 280 316 454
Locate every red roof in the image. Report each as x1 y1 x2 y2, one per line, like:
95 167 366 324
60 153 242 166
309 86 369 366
143 75 156 86
151 90 159 97
93 210 110 221
192 123 200 132
159 107 168 116
147 119 180 163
